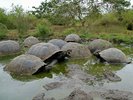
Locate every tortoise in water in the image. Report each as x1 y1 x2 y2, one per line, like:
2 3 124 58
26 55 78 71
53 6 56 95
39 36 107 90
65 34 81 42
27 42 72 70
96 48 130 63
5 50 71 75
23 36 39 47
0 40 20 55
62 42 92 59
88 39 112 54
5 54 46 75
48 39 67 49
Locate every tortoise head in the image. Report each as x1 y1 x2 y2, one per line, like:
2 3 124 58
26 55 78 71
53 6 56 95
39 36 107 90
65 49 72 57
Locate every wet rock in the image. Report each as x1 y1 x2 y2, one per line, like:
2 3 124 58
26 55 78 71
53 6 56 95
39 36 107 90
32 93 55 100
64 89 93 100
67 64 96 83
33 93 45 100
101 90 133 100
43 82 63 91
103 70 121 82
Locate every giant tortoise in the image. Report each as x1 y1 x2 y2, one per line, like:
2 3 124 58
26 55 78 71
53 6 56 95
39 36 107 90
27 42 71 71
0 40 20 55
88 39 112 54
23 36 39 47
5 50 71 75
48 39 67 49
65 34 81 42
4 54 46 75
27 43 60 60
98 48 129 63
62 42 92 59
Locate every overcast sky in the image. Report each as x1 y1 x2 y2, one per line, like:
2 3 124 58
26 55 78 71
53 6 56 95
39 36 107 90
0 0 44 11
0 0 133 11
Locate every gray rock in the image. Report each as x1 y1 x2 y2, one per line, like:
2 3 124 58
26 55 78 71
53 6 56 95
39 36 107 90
67 64 96 83
103 70 121 82
43 82 63 91
33 93 55 100
101 90 133 100
64 89 93 100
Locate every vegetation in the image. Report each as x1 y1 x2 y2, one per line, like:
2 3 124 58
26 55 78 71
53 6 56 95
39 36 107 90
0 0 133 44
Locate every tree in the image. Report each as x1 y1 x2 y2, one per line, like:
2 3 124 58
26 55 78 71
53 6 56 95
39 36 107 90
32 0 88 26
9 4 30 35
31 0 131 26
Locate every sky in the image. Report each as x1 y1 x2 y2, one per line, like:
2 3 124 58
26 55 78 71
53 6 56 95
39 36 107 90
0 0 133 11
0 0 44 11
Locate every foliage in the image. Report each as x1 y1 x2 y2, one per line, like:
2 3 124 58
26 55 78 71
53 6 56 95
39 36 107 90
121 10 133 30
9 5 29 36
35 19 52 37
93 13 120 26
0 23 8 39
62 27 76 35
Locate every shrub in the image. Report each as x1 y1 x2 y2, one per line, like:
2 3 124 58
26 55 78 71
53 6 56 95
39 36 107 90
93 13 120 26
0 23 8 39
36 19 52 37
62 27 76 35
121 10 133 30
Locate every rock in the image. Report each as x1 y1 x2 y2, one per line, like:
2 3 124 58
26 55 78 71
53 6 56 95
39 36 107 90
32 93 55 100
67 64 96 83
43 82 63 91
62 42 92 59
65 34 81 42
101 90 133 100
88 39 112 53
103 70 121 82
33 93 45 100
24 36 39 47
64 89 93 100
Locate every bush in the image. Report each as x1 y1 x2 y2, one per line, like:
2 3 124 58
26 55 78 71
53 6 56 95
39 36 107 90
36 19 52 37
93 13 120 26
0 23 8 39
62 27 76 35
121 10 133 30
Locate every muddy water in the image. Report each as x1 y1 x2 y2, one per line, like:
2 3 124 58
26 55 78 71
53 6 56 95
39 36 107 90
0 44 133 100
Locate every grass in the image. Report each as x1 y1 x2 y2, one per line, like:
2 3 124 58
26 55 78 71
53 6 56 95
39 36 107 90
3 24 133 45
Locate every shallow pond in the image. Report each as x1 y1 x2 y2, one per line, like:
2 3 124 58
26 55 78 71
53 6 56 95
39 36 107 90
0 44 133 100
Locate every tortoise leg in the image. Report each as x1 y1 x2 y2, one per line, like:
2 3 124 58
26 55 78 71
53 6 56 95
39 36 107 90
45 60 58 71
